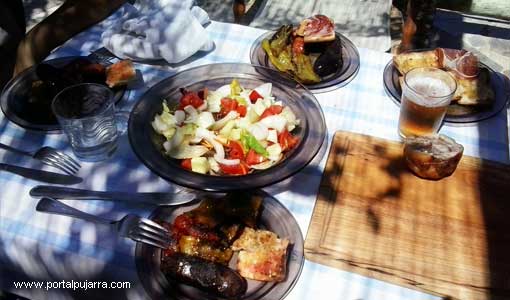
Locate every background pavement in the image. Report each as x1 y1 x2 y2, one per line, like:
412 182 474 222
21 0 509 76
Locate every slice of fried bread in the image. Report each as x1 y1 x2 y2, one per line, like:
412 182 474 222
393 50 441 75
105 60 136 88
450 68 494 106
231 228 289 282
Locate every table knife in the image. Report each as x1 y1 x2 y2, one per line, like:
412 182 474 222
0 163 82 185
30 185 202 206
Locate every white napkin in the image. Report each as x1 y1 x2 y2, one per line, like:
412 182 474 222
101 2 213 63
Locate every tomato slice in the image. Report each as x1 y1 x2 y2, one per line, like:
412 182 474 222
236 105 247 117
260 105 283 119
226 140 245 160
178 91 204 110
292 36 305 55
249 90 263 103
180 158 192 170
278 129 299 151
172 214 193 234
219 162 249 175
172 214 220 242
245 149 265 165
219 97 238 117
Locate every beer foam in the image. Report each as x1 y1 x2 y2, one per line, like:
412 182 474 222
405 77 453 107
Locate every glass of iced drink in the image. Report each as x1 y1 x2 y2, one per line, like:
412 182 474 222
52 83 119 162
398 67 457 138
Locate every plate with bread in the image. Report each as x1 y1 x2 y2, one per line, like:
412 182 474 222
0 56 135 132
383 48 509 123
250 15 360 93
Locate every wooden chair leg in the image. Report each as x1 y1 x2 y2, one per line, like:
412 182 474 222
398 0 417 53
233 0 245 24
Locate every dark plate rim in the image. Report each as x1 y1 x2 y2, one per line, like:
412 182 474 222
249 30 360 93
382 57 510 124
134 190 305 300
0 56 127 132
128 62 327 192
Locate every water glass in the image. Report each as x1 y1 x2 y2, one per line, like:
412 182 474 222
52 83 119 162
398 67 457 138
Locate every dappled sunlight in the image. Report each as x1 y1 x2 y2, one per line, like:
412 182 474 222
63 254 107 280
7 237 50 279
24 0 64 29
302 129 510 299
428 9 510 298
0 1 507 299
78 224 99 255
88 163 124 190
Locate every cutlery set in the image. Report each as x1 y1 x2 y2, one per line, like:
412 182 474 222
0 142 81 175
2 142 196 249
0 143 82 184
30 185 198 206
32 187 198 249
36 197 172 249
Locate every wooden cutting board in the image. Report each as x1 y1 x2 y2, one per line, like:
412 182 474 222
305 131 510 300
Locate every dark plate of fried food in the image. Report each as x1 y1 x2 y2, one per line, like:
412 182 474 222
383 48 510 124
135 190 304 300
0 56 128 132
250 20 360 93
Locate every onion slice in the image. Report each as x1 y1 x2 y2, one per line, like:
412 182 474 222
211 111 239 131
195 128 240 165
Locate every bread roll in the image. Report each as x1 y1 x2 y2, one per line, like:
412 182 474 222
403 134 463 180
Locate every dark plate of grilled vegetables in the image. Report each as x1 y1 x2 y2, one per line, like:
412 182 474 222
250 29 360 93
135 190 304 300
0 56 126 132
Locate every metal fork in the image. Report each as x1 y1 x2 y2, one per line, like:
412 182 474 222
36 197 171 249
0 143 81 175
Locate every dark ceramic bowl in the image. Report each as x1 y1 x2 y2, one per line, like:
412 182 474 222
128 63 326 192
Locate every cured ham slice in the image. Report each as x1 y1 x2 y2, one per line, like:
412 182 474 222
295 15 335 43
437 48 479 79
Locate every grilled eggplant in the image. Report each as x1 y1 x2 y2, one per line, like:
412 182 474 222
313 35 342 77
161 253 247 298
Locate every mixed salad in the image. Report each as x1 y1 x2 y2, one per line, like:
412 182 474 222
152 80 300 175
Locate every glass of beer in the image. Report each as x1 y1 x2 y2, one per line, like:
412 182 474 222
398 67 457 138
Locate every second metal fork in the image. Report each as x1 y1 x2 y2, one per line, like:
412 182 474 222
0 142 81 175
36 197 172 249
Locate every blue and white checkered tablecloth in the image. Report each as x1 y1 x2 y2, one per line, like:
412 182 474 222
1 6 509 300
